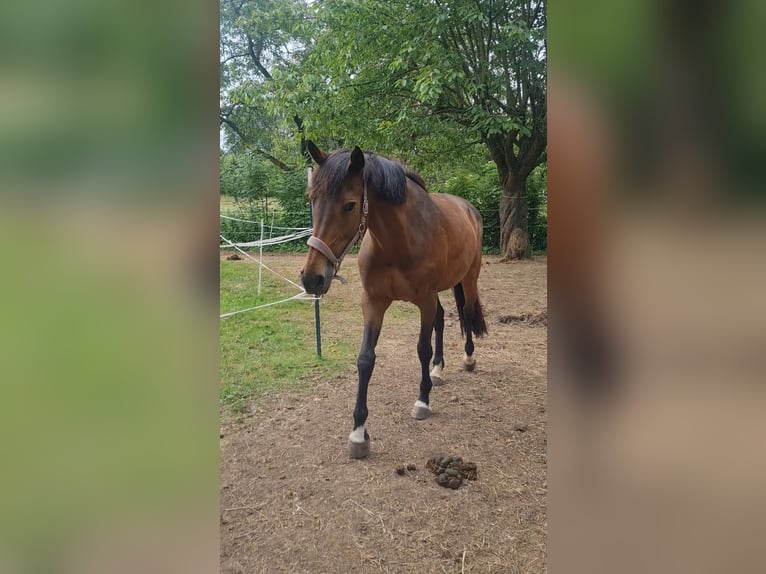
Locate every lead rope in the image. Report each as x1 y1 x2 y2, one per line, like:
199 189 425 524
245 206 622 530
307 179 368 284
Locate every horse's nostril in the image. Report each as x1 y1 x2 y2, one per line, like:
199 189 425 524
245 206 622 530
314 275 325 292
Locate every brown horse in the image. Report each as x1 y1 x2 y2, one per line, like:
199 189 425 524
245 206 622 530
301 142 488 458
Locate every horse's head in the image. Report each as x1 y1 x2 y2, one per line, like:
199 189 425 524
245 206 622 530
301 141 367 296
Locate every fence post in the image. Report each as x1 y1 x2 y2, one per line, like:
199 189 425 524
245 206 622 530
308 167 322 357
314 297 322 358
257 219 264 296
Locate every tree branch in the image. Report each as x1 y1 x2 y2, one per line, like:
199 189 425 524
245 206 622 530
219 115 293 171
246 36 273 80
221 52 248 65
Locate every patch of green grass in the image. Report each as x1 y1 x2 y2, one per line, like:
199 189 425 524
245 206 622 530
220 261 356 416
385 300 420 322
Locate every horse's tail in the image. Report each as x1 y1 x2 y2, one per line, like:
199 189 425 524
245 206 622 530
453 283 488 338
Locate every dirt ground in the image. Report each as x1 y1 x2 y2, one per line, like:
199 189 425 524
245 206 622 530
220 253 547 573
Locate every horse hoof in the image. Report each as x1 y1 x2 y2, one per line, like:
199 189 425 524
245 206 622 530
463 354 476 372
430 364 445 386
411 400 431 420
348 439 370 459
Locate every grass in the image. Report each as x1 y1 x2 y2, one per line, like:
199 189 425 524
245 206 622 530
220 259 356 417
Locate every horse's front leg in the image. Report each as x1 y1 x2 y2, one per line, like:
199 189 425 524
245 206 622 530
411 295 438 420
348 293 391 459
429 296 446 385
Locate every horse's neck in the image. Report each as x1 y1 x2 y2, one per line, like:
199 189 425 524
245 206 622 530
366 184 435 256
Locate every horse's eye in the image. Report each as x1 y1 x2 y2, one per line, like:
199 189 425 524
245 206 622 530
343 202 356 212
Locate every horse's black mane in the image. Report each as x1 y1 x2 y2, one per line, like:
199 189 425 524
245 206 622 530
312 150 426 204
405 168 428 191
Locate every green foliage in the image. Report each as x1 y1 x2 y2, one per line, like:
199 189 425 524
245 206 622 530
220 152 270 205
527 164 548 252
270 167 310 229
435 162 503 251
279 0 545 156
219 155 310 250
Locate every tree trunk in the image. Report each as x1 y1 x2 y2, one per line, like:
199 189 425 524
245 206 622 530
500 172 531 260
486 131 539 261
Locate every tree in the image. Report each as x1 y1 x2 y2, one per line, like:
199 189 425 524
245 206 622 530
219 151 270 206
219 0 309 169
278 0 546 259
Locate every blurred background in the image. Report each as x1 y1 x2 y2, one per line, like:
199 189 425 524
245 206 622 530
0 1 219 573
549 0 766 572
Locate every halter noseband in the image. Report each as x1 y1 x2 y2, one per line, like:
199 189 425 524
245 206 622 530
307 178 368 282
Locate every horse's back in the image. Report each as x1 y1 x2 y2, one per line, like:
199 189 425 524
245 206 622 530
427 193 483 290
430 193 483 247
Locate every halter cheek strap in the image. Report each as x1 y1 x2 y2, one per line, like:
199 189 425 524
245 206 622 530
307 179 368 282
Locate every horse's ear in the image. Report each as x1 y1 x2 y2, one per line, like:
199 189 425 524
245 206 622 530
306 140 327 165
349 146 365 173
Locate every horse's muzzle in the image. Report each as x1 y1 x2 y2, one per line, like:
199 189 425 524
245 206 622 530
300 264 334 296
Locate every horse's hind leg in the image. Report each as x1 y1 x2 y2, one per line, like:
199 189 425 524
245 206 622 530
453 282 474 370
349 293 391 459
462 297 477 371
411 294 438 420
429 296 446 386
455 266 486 371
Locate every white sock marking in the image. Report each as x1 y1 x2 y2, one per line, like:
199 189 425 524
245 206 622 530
349 426 366 443
430 364 444 379
414 400 430 410
463 353 475 365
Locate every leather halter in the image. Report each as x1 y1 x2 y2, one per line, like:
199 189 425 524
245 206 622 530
307 178 368 281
